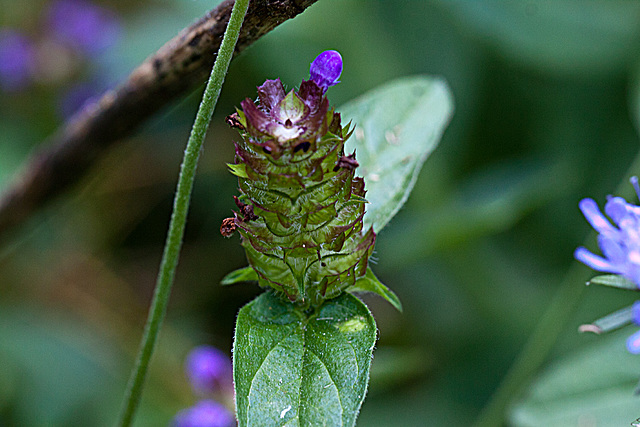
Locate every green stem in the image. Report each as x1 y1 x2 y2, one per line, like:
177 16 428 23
116 1 250 425
473 150 640 427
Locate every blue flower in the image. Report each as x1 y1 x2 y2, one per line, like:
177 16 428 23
574 178 640 287
309 50 342 93
172 400 235 427
626 301 640 354
575 178 640 354
185 345 233 396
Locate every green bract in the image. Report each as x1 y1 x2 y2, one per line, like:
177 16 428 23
223 78 374 307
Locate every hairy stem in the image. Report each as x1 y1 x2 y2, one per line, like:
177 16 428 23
116 1 250 425
473 150 640 427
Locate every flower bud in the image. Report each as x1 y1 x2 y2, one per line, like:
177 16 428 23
310 50 342 93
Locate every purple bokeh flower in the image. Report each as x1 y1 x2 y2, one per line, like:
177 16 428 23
185 345 233 396
172 400 235 427
574 177 640 286
0 30 35 92
46 0 120 55
310 50 342 93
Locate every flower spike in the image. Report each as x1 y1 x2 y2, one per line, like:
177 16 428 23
221 51 375 307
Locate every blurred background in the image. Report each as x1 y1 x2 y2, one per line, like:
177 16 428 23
2 0 640 425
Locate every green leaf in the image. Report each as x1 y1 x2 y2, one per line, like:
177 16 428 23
588 274 638 291
0 305 124 426
221 265 258 285
349 267 402 312
510 330 640 426
443 1 640 76
233 291 377 427
340 75 454 233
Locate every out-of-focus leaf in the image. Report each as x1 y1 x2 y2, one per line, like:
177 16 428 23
588 274 638 291
233 291 376 427
368 346 432 393
510 330 640 426
630 60 640 136
220 265 258 285
341 75 454 233
379 159 576 268
0 119 36 192
350 267 402 312
443 1 640 76
0 306 121 426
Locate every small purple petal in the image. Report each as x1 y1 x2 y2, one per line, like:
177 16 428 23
578 198 616 235
241 98 273 135
627 329 640 354
185 346 232 396
257 78 286 111
597 235 625 265
172 400 235 427
632 301 640 325
604 197 629 224
0 30 35 92
574 247 622 274
298 79 323 109
310 50 342 93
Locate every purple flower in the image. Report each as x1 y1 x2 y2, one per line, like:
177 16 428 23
172 400 235 427
575 178 640 355
310 50 342 93
626 301 640 354
0 30 35 92
46 0 120 55
185 345 232 396
574 178 640 287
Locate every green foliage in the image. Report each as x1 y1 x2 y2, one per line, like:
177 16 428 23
341 76 454 233
588 274 638 291
350 267 402 312
233 291 376 427
510 331 640 426
586 305 635 334
221 265 258 285
5 1 640 426
0 306 121 426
